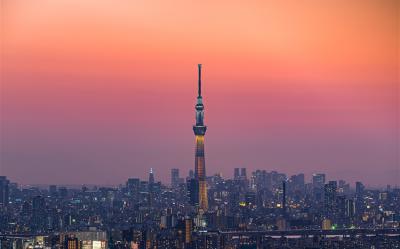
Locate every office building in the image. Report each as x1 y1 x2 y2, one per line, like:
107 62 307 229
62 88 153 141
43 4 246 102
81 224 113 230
171 168 180 188
0 176 9 207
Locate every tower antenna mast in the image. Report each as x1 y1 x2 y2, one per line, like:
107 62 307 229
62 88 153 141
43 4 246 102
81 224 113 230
198 64 202 97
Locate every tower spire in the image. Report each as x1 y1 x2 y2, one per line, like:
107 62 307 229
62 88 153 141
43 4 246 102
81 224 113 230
198 64 202 97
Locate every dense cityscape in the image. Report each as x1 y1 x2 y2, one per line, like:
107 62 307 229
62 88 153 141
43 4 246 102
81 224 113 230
1 66 400 249
2 0 398 248
0 169 399 248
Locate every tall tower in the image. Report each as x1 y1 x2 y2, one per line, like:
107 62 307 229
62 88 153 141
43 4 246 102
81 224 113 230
149 168 155 184
193 64 208 211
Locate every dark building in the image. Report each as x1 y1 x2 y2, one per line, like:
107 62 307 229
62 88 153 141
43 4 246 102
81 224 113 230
0 176 10 207
313 173 326 202
171 168 180 188
127 178 140 192
188 170 194 179
324 181 337 219
241 168 247 180
282 181 287 216
49 185 57 197
188 178 199 206
32 195 47 231
356 181 365 197
149 168 155 185
345 199 356 218
234 168 240 180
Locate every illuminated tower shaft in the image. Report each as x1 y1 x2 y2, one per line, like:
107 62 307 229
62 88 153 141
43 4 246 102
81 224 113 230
193 64 208 211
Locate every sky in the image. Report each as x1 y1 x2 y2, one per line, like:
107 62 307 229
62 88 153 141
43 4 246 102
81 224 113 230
0 0 399 187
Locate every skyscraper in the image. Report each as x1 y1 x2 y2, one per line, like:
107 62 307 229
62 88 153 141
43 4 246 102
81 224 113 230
193 64 208 211
312 173 326 202
149 168 155 185
241 168 247 180
0 176 9 207
324 181 337 219
282 181 287 217
234 168 240 180
312 173 326 188
148 168 155 205
187 178 199 206
171 168 180 188
126 178 140 198
355 181 365 197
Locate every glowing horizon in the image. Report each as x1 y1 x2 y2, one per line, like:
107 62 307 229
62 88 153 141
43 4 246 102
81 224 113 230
0 0 398 187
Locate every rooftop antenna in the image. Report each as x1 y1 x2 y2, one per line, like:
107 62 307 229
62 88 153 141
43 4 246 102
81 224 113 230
198 64 202 97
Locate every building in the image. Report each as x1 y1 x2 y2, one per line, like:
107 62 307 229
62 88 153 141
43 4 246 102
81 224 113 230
241 168 247 180
0 176 9 207
234 168 247 180
185 217 192 244
32 195 47 231
356 181 365 197
192 64 208 211
312 173 326 202
126 178 140 197
148 168 155 185
62 231 107 249
345 199 356 218
64 237 81 249
49 185 58 197
322 218 332 230
188 178 199 206
171 168 180 188
282 181 287 216
234 168 240 180
324 181 337 219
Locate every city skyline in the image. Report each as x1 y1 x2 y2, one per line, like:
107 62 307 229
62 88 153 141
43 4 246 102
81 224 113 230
1 0 399 186
0 169 394 191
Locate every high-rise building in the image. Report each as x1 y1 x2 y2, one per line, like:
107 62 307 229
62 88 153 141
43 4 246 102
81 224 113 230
187 178 199 206
171 168 180 188
185 217 192 244
312 173 326 202
234 168 247 180
312 173 326 188
289 174 305 197
32 195 47 231
0 176 10 207
234 168 240 180
336 195 346 223
188 169 194 179
192 64 208 211
49 185 57 197
148 168 155 185
355 181 365 215
282 181 287 216
240 168 247 179
126 178 140 201
345 199 355 218
324 181 337 218
355 181 365 196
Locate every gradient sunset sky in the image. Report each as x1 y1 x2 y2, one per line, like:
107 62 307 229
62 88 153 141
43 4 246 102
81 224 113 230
1 0 399 186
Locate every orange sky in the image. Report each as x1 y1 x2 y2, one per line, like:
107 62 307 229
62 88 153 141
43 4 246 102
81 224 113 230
1 0 399 186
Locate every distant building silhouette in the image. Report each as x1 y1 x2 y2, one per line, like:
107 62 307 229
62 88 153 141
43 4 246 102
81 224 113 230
0 176 9 207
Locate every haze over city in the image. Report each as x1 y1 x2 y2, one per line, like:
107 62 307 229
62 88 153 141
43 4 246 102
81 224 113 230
1 0 399 187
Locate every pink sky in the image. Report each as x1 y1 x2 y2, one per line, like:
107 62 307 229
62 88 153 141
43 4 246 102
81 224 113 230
1 0 399 186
